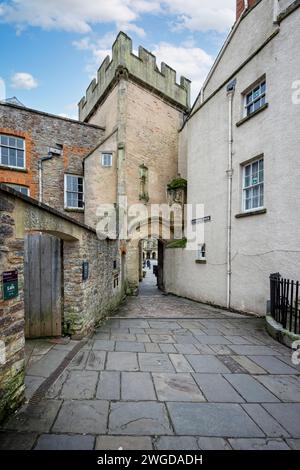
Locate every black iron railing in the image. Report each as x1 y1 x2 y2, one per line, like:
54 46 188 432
270 273 299 334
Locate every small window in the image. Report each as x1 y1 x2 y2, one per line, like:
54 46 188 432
64 174 84 209
5 183 29 196
197 243 206 260
102 153 112 167
244 80 266 117
113 274 119 288
243 157 264 212
0 135 25 169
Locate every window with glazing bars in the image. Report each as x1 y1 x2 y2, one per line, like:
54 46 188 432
0 135 25 168
243 158 264 211
64 174 84 209
245 81 266 116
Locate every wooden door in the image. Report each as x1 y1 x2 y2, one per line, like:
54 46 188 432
24 233 62 338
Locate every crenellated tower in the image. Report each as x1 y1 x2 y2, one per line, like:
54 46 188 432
80 32 191 293
79 32 190 122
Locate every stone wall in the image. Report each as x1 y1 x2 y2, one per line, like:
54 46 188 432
0 192 25 422
0 103 103 223
0 185 124 422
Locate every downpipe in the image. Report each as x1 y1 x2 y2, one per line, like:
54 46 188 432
38 154 53 203
226 80 236 309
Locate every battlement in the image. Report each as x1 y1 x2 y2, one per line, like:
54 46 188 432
78 32 191 121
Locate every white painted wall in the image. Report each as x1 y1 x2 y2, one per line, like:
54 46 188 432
165 1 300 315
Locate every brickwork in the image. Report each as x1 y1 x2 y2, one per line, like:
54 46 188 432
0 103 103 223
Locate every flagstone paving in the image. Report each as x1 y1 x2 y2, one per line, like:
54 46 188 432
1 277 300 450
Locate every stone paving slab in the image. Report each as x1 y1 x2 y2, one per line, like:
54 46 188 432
0 431 38 450
153 373 205 402
154 436 199 450
52 400 109 434
228 345 279 356
185 355 231 373
121 372 156 401
95 435 153 450
138 353 175 372
169 354 194 373
228 438 290 450
86 351 106 370
93 340 115 351
106 352 139 371
193 374 244 403
286 439 300 450
197 437 232 450
3 400 62 433
115 341 145 352
34 434 95 450
109 402 173 435
167 402 264 437
248 356 299 374
26 350 67 378
224 374 279 403
59 370 98 399
254 375 300 402
25 375 44 400
96 371 120 400
263 404 300 437
241 404 290 437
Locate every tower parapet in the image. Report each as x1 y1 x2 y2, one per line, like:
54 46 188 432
78 32 191 122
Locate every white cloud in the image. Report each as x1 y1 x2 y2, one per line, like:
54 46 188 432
162 0 236 33
152 42 214 103
11 72 38 90
74 33 214 104
0 0 236 34
0 0 155 34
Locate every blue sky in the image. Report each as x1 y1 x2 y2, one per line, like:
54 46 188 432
0 1 236 118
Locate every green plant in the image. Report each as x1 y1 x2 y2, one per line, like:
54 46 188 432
166 238 187 248
167 178 187 190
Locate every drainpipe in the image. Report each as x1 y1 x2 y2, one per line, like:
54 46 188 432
38 154 53 203
226 79 236 309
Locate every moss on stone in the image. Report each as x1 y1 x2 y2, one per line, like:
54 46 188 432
166 238 187 248
167 178 187 190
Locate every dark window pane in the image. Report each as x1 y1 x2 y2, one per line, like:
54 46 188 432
17 138 24 149
8 137 16 147
1 135 8 146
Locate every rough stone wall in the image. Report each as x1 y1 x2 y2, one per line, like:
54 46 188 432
0 187 123 422
0 103 103 223
0 193 25 422
63 235 123 338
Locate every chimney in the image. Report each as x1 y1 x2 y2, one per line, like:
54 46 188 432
236 0 257 21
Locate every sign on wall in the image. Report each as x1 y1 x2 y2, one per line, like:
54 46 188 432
2 270 18 300
82 261 89 281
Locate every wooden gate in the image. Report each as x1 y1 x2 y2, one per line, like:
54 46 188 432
24 233 62 338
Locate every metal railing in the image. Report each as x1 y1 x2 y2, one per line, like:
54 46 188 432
270 273 299 334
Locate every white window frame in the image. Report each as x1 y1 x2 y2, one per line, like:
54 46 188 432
6 183 30 196
101 153 112 167
244 79 266 117
0 134 26 169
242 157 264 212
197 243 206 261
64 174 84 209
